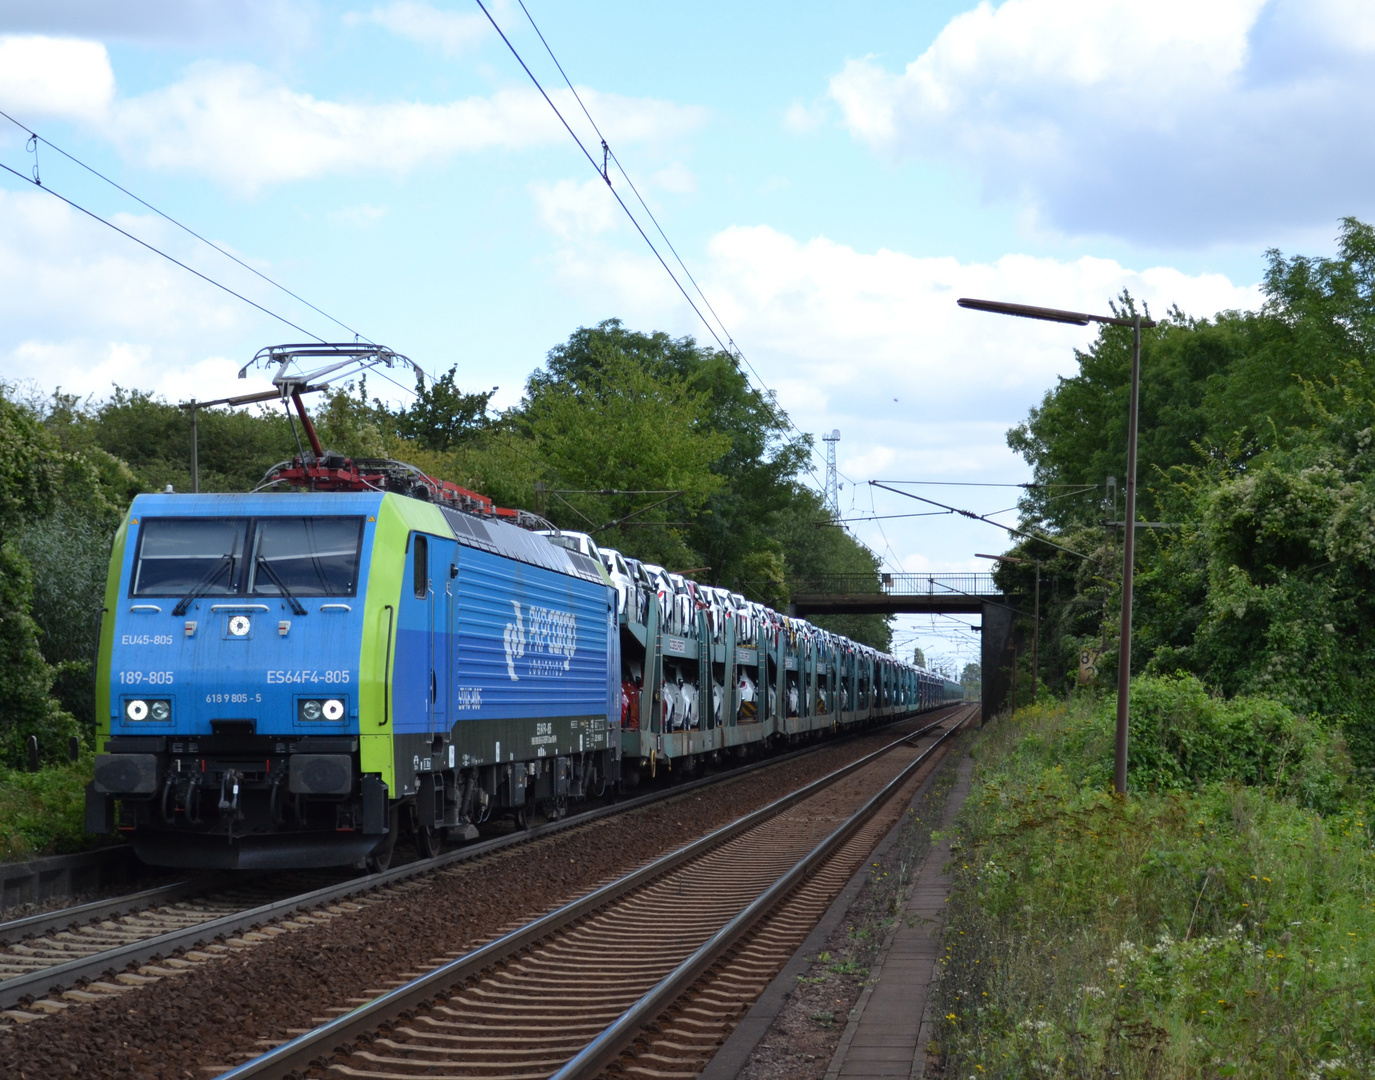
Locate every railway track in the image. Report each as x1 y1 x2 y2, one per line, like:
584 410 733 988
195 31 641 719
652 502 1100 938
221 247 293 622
0 708 965 1023
216 704 975 1079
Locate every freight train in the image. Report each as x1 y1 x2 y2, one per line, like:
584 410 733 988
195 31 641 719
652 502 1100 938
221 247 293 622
87 435 961 870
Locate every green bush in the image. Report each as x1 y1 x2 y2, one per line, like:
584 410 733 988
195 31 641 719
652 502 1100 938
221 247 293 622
0 756 105 860
935 695 1375 1079
1083 673 1352 811
0 543 81 768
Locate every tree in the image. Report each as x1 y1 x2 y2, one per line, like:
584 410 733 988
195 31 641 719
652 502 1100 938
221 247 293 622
1001 218 1375 765
536 319 811 588
960 661 981 697
0 390 80 766
515 342 731 569
913 646 927 668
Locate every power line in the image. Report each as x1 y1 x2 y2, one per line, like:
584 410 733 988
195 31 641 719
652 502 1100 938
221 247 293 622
874 479 1100 488
821 510 953 525
491 0 836 500
514 0 735 350
868 480 1091 561
474 0 730 359
0 159 332 346
0 107 375 348
0 114 444 402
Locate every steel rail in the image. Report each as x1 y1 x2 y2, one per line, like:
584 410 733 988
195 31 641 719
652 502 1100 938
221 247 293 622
0 704 950 941
0 706 945 946
0 706 958 1012
213 710 967 1079
0 879 204 945
551 711 970 1080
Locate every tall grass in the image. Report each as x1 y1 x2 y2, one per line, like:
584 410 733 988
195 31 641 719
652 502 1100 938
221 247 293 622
0 756 105 860
935 678 1375 1079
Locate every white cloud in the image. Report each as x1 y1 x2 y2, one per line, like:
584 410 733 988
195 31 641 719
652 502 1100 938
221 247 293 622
327 202 390 226
539 222 1261 524
696 225 1259 415
783 100 827 134
651 162 697 195
827 0 1375 245
0 36 705 193
530 178 617 239
0 1 314 46
346 0 494 57
102 61 703 194
0 186 279 401
0 35 114 122
531 164 696 240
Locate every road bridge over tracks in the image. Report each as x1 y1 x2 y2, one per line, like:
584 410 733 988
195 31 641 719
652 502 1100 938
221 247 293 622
789 573 1022 722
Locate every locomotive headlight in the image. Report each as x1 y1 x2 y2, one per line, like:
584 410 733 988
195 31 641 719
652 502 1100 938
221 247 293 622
300 699 323 721
124 699 170 722
322 698 344 721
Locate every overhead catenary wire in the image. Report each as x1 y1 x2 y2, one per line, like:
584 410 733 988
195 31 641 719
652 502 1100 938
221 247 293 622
489 0 838 501
514 0 734 351
869 480 1091 561
0 159 333 347
473 0 729 360
0 118 447 402
818 510 954 526
0 107 376 349
873 479 1101 488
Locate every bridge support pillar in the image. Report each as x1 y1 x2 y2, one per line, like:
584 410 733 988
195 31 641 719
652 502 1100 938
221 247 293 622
981 600 1017 723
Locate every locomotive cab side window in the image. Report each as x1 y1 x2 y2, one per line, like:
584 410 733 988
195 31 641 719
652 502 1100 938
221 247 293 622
131 518 247 596
413 534 429 598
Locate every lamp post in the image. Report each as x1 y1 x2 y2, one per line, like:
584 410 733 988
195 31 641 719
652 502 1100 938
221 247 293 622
959 297 1155 796
977 553 1039 701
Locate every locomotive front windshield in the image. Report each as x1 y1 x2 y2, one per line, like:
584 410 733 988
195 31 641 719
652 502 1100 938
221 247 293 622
248 516 364 597
131 516 363 597
131 517 247 596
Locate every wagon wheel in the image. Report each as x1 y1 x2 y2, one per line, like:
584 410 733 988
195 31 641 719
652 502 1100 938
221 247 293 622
515 802 536 830
414 821 443 860
365 806 400 874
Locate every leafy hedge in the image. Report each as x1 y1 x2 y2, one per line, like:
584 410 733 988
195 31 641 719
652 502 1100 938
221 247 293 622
1071 673 1352 811
935 685 1374 1078
0 756 107 860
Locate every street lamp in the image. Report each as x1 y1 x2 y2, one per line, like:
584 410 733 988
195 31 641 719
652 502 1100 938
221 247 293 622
976 553 1039 701
959 297 1156 796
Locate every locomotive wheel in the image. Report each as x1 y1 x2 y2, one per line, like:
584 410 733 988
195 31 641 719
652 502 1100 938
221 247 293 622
414 822 442 860
365 806 399 873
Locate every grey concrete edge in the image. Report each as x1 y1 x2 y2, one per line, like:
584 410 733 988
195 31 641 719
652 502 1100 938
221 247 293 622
828 751 976 1080
0 846 140 915
699 736 967 1080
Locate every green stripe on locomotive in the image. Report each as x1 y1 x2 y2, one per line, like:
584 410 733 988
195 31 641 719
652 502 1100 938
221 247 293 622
94 511 134 747
358 494 456 797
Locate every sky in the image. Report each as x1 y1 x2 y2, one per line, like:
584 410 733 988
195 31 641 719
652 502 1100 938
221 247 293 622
2 0 1371 675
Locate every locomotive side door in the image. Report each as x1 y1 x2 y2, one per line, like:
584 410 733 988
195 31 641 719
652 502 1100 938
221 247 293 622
429 537 456 740
403 532 453 742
